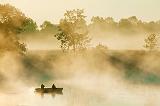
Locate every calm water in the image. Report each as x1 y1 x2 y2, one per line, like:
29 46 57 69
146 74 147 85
1 78 160 106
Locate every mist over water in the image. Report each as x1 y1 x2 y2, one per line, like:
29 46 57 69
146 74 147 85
0 50 160 106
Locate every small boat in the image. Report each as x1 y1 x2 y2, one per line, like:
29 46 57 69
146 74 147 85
35 84 63 94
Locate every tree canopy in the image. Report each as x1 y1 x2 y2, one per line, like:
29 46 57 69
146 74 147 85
55 9 91 52
0 4 27 53
144 33 159 51
40 21 58 34
89 16 160 36
20 18 38 33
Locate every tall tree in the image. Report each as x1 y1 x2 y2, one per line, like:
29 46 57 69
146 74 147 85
20 18 38 33
55 9 90 52
144 33 159 51
0 4 27 53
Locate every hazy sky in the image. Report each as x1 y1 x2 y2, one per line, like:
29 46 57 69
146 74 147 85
0 0 160 25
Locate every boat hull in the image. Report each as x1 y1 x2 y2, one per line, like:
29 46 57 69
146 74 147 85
35 88 63 94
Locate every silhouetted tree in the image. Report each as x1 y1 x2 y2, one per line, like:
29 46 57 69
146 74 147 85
55 9 90 52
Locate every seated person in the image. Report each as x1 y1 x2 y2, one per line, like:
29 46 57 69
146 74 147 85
41 84 45 89
52 84 56 89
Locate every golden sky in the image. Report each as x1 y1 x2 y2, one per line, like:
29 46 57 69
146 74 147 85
0 0 160 25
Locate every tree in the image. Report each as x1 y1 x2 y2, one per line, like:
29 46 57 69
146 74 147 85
40 21 58 34
96 43 108 51
89 16 118 35
144 33 159 51
0 4 27 54
128 16 139 25
119 19 131 29
41 21 53 30
91 16 105 24
20 18 38 33
55 9 91 52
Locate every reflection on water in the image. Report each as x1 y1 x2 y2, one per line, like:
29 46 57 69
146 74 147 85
35 89 63 98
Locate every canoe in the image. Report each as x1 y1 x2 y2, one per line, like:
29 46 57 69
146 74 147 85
35 88 63 94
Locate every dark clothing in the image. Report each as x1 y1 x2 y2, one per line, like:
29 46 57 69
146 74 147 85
52 84 56 89
41 84 45 89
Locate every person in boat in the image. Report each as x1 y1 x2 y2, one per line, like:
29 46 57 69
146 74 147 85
52 84 56 89
41 84 45 89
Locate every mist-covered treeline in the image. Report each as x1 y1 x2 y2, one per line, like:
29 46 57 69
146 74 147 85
1 4 160 52
89 16 160 36
20 13 160 37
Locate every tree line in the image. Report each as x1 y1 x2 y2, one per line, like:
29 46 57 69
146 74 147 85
0 4 160 53
89 16 160 35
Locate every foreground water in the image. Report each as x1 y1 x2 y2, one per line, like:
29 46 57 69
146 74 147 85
1 78 160 106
